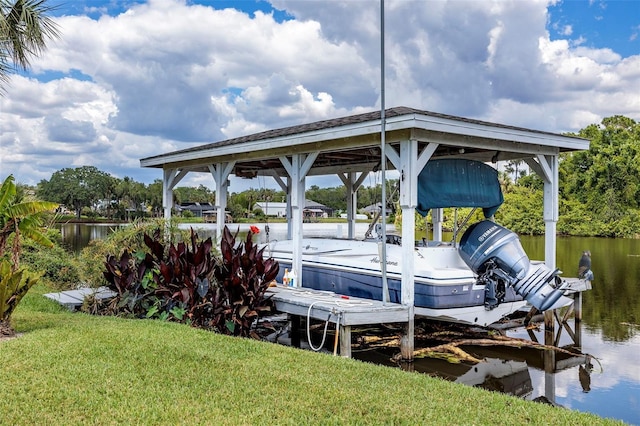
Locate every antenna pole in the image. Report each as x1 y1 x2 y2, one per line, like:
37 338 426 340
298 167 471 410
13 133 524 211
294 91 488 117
380 0 389 303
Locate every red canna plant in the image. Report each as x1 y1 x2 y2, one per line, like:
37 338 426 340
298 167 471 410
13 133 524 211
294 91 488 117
101 226 279 338
209 226 279 338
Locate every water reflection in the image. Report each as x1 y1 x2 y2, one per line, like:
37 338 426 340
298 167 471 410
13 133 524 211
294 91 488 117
520 235 640 343
57 223 126 253
399 356 534 398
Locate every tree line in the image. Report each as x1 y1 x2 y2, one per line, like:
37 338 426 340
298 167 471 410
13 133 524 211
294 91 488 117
30 166 394 221
9 115 639 236
497 115 640 238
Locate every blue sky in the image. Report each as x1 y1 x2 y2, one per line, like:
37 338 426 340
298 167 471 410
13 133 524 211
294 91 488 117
547 0 639 58
51 0 293 23
1 0 638 191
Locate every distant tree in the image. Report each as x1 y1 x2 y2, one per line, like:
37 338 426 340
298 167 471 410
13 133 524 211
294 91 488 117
38 166 115 219
516 173 542 190
0 0 60 94
356 179 398 211
173 185 214 205
114 176 147 220
306 185 347 213
145 179 164 217
505 160 525 183
559 115 640 237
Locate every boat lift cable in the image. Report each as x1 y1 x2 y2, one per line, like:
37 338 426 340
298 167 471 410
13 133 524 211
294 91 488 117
364 182 398 240
452 207 478 245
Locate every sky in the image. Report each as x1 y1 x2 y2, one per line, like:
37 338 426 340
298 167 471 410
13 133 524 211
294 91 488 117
0 0 638 192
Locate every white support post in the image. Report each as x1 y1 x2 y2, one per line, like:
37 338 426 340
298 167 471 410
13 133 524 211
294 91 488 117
162 168 188 220
346 173 357 239
399 139 418 360
162 169 175 221
208 162 235 244
526 154 558 270
286 177 292 240
280 152 318 287
542 155 559 271
432 208 443 242
526 154 559 330
339 172 367 239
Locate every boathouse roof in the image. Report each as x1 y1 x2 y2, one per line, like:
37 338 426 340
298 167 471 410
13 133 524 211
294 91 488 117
140 106 589 177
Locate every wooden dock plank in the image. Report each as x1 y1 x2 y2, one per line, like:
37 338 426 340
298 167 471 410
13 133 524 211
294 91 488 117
267 286 409 326
267 286 409 358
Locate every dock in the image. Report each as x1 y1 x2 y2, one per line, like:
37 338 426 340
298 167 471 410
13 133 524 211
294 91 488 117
266 286 409 358
42 277 591 360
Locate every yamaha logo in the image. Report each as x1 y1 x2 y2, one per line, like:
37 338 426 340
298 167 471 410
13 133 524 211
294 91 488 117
478 225 498 242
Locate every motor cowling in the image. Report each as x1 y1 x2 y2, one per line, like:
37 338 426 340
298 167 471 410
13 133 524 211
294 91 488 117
459 220 572 311
459 220 530 280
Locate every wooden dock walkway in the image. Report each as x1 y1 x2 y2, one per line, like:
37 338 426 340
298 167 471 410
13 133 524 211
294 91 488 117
42 278 591 360
42 285 409 358
266 286 409 358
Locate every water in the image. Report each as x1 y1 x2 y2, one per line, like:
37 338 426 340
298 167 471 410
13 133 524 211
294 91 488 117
59 222 640 424
56 223 127 253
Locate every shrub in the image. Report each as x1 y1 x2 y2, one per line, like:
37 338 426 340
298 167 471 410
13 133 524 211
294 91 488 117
99 226 279 338
208 226 279 337
78 219 190 288
20 229 81 290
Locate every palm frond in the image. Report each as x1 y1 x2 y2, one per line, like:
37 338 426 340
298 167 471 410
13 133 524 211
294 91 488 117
8 200 58 218
2 0 61 70
17 222 53 248
0 175 17 214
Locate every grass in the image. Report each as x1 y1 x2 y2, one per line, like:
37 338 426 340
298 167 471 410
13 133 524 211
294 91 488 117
0 286 625 425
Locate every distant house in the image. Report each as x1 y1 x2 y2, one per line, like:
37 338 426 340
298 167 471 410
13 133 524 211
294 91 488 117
252 202 287 217
177 202 232 222
305 199 334 218
176 202 214 218
253 199 334 218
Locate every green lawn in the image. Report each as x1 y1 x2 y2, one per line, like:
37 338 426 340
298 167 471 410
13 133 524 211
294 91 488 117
0 286 624 425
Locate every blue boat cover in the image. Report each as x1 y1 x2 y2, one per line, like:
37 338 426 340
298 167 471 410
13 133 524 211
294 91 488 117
416 159 503 218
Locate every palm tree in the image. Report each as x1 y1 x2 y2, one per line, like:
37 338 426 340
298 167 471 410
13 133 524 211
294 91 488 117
0 175 57 336
0 0 60 93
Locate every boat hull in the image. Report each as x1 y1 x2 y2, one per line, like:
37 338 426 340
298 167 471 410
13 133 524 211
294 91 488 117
265 238 525 326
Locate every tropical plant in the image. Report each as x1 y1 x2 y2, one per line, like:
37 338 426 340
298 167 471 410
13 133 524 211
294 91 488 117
0 175 58 265
0 259 39 335
78 218 189 288
104 227 218 321
209 226 279 337
0 174 57 335
0 0 60 93
99 225 279 338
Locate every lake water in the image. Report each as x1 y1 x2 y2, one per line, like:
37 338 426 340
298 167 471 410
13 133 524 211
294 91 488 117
58 222 640 425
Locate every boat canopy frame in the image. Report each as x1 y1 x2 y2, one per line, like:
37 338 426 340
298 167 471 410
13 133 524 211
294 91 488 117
140 106 589 357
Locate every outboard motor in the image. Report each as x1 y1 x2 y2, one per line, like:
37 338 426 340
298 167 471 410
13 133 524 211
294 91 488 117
459 220 572 311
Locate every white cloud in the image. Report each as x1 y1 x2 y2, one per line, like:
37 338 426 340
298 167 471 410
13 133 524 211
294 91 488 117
0 0 638 188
